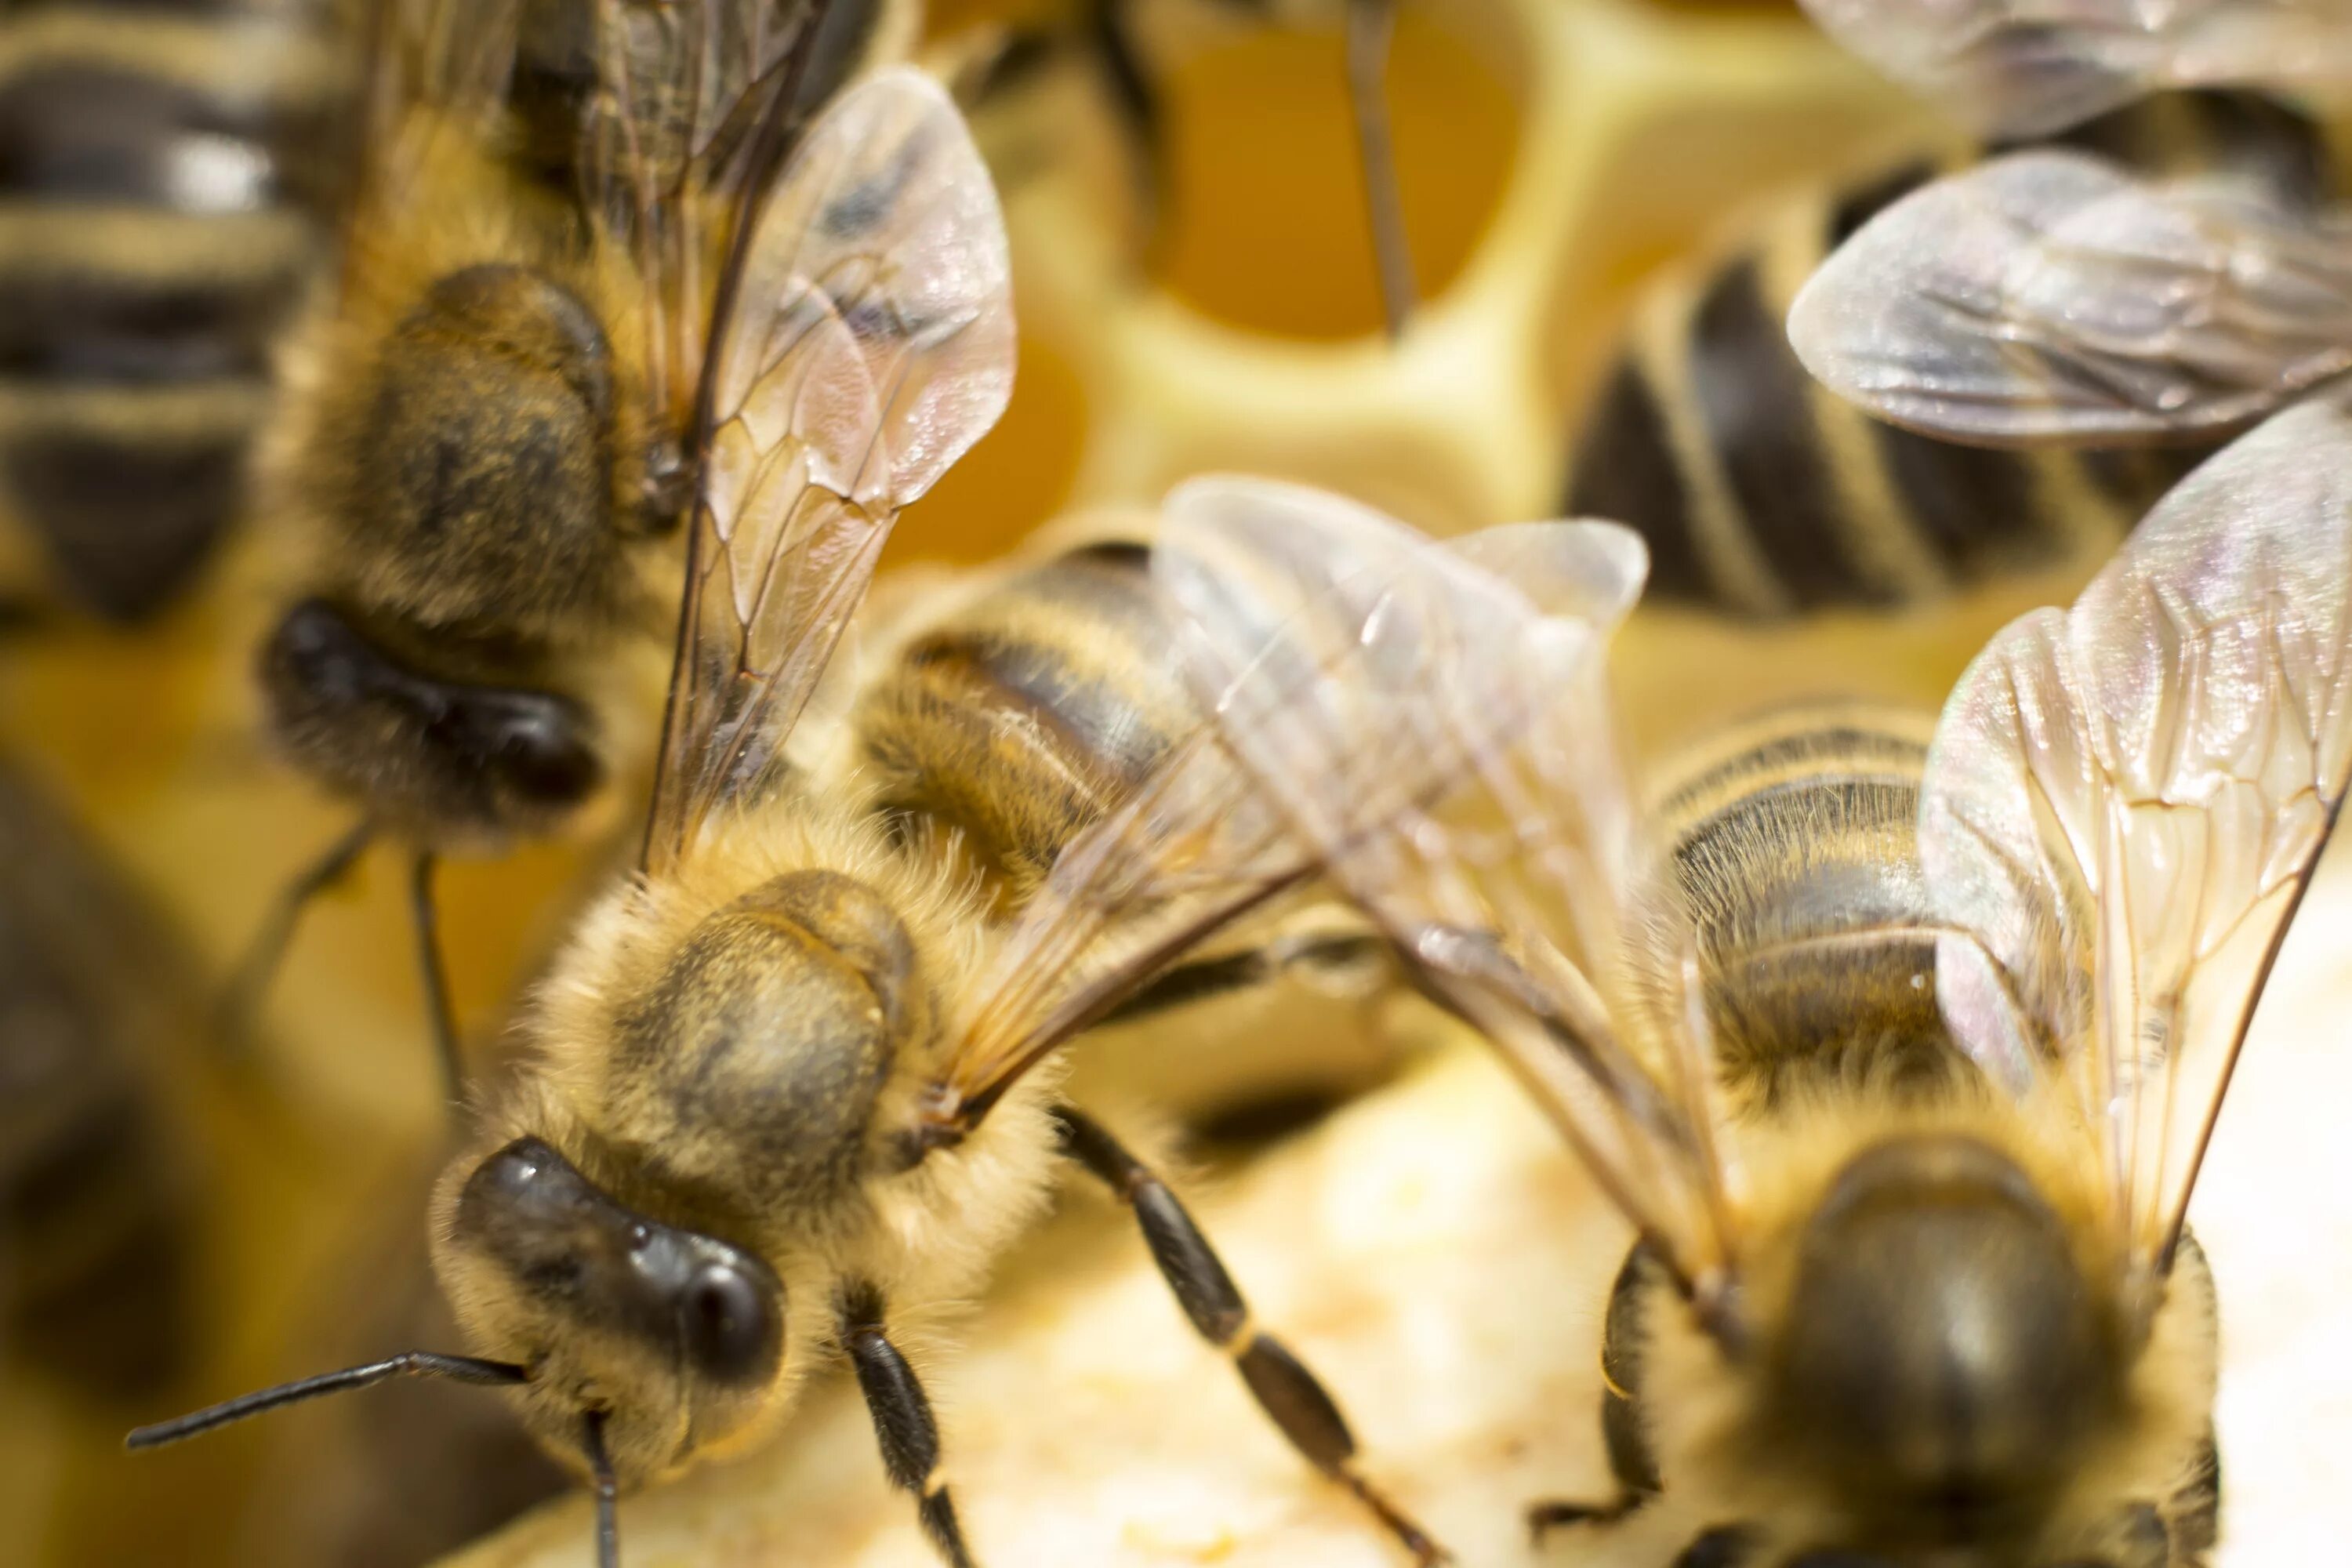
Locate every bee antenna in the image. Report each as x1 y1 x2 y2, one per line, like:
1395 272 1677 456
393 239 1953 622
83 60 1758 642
123 1351 528 1450
583 1409 621 1568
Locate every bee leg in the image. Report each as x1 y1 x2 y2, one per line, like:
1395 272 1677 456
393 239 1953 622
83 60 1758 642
581 1410 621 1568
837 1282 977 1568
2043 1499 2175 1568
1081 0 1168 248
1344 0 1416 338
1053 1106 1448 1565
218 818 376 1055
407 851 465 1105
1530 1243 1667 1542
1669 1525 1760 1567
1526 1495 1645 1540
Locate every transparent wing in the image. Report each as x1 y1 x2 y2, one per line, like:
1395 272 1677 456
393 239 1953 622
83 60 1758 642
1146 478 1738 1296
357 0 527 216
1788 151 2343 446
1799 0 2352 138
584 0 818 209
924 720 1320 1131
1922 398 2352 1278
644 69 1014 874
582 0 833 423
1789 151 2352 446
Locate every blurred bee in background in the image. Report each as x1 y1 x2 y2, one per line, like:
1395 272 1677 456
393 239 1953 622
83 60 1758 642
1566 85 2331 619
1789 8 2352 462
0 755 205 1406
1160 397 2352 1565
125 64 1445 1568
0 0 354 626
227 0 906 1097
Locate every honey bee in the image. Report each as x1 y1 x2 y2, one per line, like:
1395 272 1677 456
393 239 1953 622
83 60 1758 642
1156 395 2352 1565
227 0 908 1094
0 0 353 624
1568 87 2328 618
125 65 1443 1568
0 753 203 1404
1788 2 2352 454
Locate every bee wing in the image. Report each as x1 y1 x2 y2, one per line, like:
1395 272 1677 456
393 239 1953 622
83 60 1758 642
1140 479 1736 1293
642 69 1014 874
1788 151 2352 446
583 0 817 205
1922 399 2352 1277
357 0 528 211
928 715 1323 1127
1798 0 2352 138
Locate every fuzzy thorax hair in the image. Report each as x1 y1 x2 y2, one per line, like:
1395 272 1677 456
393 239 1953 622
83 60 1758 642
1636 1080 2220 1555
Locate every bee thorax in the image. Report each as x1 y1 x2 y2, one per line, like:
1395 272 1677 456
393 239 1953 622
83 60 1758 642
332 262 626 637
1766 1134 2119 1539
608 869 926 1213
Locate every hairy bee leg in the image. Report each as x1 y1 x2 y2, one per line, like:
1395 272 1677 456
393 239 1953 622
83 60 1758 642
407 851 465 1104
1526 1494 1646 1541
1082 0 1166 242
2035 1499 2174 1568
1095 930 1388 1027
1052 1107 1448 1565
837 1283 977 1568
219 817 376 1053
582 1410 620 1568
1344 0 1415 338
1530 1244 1667 1542
1671 1525 1760 1568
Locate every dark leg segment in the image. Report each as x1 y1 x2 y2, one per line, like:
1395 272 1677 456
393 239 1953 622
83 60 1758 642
218 818 375 1051
1528 1495 1646 1540
1345 0 1416 338
408 851 464 1102
1084 0 1166 238
1054 1106 1446 1563
838 1282 976 1568
1528 1243 1666 1541
1674 1526 1759 1568
583 1410 620 1568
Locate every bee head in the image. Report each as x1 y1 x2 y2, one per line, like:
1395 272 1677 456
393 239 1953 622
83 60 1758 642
1764 1134 2122 1543
434 1136 784 1486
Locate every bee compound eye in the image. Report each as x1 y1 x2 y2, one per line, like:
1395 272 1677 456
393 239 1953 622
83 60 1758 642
680 1261 777 1385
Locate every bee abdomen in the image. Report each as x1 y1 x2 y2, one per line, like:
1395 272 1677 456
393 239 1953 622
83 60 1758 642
1650 703 1964 1101
0 1061 191 1399
857 540 1199 897
0 761 197 1402
1568 89 2328 619
0 6 347 620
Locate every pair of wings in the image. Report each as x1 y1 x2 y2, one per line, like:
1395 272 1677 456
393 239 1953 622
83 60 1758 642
1145 403 2352 1301
1788 0 2352 447
357 0 1017 872
1788 144 2352 445
1801 0 2352 139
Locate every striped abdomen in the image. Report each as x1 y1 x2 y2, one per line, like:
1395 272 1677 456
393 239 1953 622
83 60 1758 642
0 757 194 1401
1647 703 1964 1104
0 2 350 622
854 539 1199 906
1568 89 2328 618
